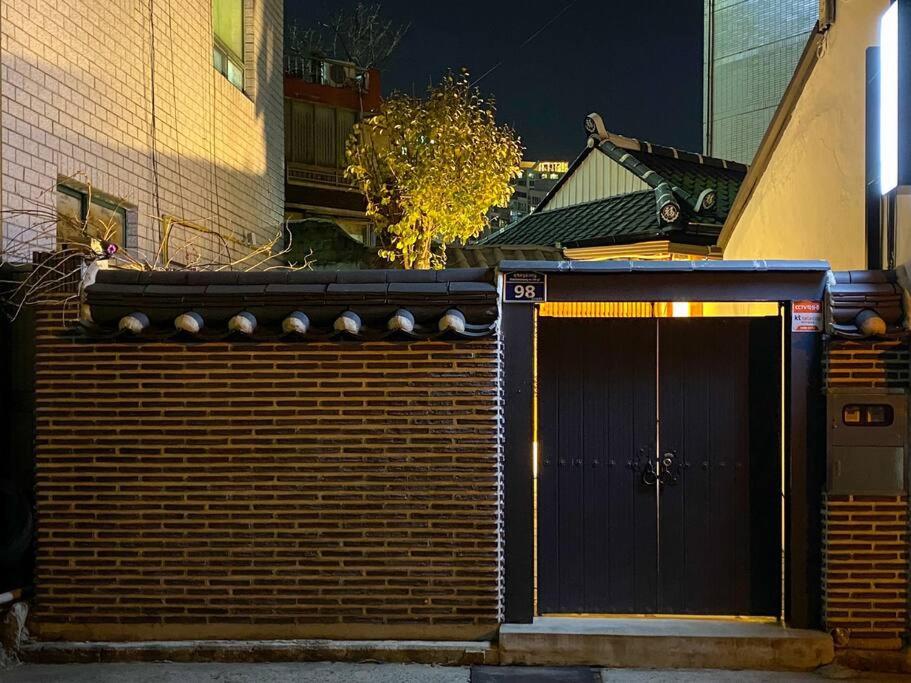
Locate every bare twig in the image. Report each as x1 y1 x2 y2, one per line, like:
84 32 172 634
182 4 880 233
286 3 409 70
0 179 316 321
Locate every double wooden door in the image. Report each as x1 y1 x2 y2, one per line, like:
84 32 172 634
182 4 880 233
537 317 780 615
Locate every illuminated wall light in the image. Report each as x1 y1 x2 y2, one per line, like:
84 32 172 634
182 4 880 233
881 1 899 194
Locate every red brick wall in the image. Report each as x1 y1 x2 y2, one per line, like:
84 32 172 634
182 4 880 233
823 340 909 650
31 306 503 641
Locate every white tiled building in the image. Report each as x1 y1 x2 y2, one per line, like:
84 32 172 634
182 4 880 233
0 0 284 266
703 0 818 164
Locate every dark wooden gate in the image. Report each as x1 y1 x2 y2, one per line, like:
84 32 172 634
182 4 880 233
537 316 780 615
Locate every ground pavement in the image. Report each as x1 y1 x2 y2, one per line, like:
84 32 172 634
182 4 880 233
0 662 906 682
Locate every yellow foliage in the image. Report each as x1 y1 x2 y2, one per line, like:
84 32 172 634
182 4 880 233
346 72 522 269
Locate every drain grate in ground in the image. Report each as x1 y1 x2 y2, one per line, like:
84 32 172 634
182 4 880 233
470 666 600 682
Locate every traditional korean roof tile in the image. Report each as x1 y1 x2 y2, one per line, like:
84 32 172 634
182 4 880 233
81 267 498 341
826 270 906 339
444 244 563 268
480 191 662 248
287 219 562 270
634 151 745 224
481 118 746 249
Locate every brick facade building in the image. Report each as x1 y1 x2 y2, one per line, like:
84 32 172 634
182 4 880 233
0 0 284 263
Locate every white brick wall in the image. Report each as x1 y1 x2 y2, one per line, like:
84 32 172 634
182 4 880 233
0 0 284 265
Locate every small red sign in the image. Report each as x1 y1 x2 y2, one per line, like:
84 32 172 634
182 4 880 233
792 300 822 332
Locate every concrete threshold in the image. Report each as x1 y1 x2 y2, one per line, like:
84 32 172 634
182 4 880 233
499 617 835 671
19 638 497 666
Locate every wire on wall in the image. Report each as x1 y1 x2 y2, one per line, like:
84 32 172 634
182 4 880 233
146 0 164 231
208 3 225 250
164 0 190 222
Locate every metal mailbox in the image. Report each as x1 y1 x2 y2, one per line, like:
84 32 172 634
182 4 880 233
827 388 908 495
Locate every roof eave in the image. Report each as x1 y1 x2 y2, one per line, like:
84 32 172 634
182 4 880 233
563 226 717 249
498 259 831 273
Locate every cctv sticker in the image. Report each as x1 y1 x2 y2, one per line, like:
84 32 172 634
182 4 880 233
792 300 822 332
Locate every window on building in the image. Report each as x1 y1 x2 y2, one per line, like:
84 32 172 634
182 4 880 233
57 185 128 251
213 0 244 90
285 98 358 171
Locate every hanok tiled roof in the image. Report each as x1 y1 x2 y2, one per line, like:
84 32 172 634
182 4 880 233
81 268 498 341
482 121 747 248
826 270 906 339
633 151 744 226
481 191 663 247
445 244 562 268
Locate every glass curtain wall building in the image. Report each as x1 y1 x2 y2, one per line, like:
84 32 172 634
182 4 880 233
703 0 819 164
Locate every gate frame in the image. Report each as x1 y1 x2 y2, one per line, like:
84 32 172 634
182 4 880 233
501 260 830 630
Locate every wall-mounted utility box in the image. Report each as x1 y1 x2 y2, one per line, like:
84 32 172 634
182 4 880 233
827 388 908 495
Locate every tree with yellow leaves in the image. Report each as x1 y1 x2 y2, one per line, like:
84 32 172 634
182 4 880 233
346 72 522 269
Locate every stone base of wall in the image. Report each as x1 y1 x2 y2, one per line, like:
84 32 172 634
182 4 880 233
823 494 909 651
19 635 498 665
835 646 911 675
29 621 498 643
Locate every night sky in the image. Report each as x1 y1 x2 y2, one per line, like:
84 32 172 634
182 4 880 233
284 1 704 161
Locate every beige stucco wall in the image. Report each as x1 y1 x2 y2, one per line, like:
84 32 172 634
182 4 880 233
723 0 888 270
0 0 284 265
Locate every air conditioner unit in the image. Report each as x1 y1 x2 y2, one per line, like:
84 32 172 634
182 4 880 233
321 61 358 88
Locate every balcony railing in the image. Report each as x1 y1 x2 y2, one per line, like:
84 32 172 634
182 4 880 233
286 163 357 189
284 55 369 91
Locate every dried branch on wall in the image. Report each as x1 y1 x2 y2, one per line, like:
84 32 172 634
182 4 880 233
0 179 314 321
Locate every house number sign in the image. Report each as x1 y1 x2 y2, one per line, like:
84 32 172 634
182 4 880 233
503 272 547 303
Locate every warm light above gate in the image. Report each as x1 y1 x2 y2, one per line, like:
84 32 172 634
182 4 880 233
538 302 780 318
671 302 691 318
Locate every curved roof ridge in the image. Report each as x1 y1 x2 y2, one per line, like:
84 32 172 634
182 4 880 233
585 113 749 171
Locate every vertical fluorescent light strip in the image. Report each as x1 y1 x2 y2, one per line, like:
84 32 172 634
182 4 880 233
881 1 899 194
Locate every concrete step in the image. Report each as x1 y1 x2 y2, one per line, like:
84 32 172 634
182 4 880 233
19 638 497 666
498 617 835 671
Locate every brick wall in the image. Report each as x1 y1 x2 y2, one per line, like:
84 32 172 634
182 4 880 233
823 340 910 389
822 495 908 650
30 307 503 641
823 339 910 650
0 0 284 263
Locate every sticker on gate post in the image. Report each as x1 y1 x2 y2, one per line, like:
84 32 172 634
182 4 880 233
503 272 546 303
792 300 823 332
